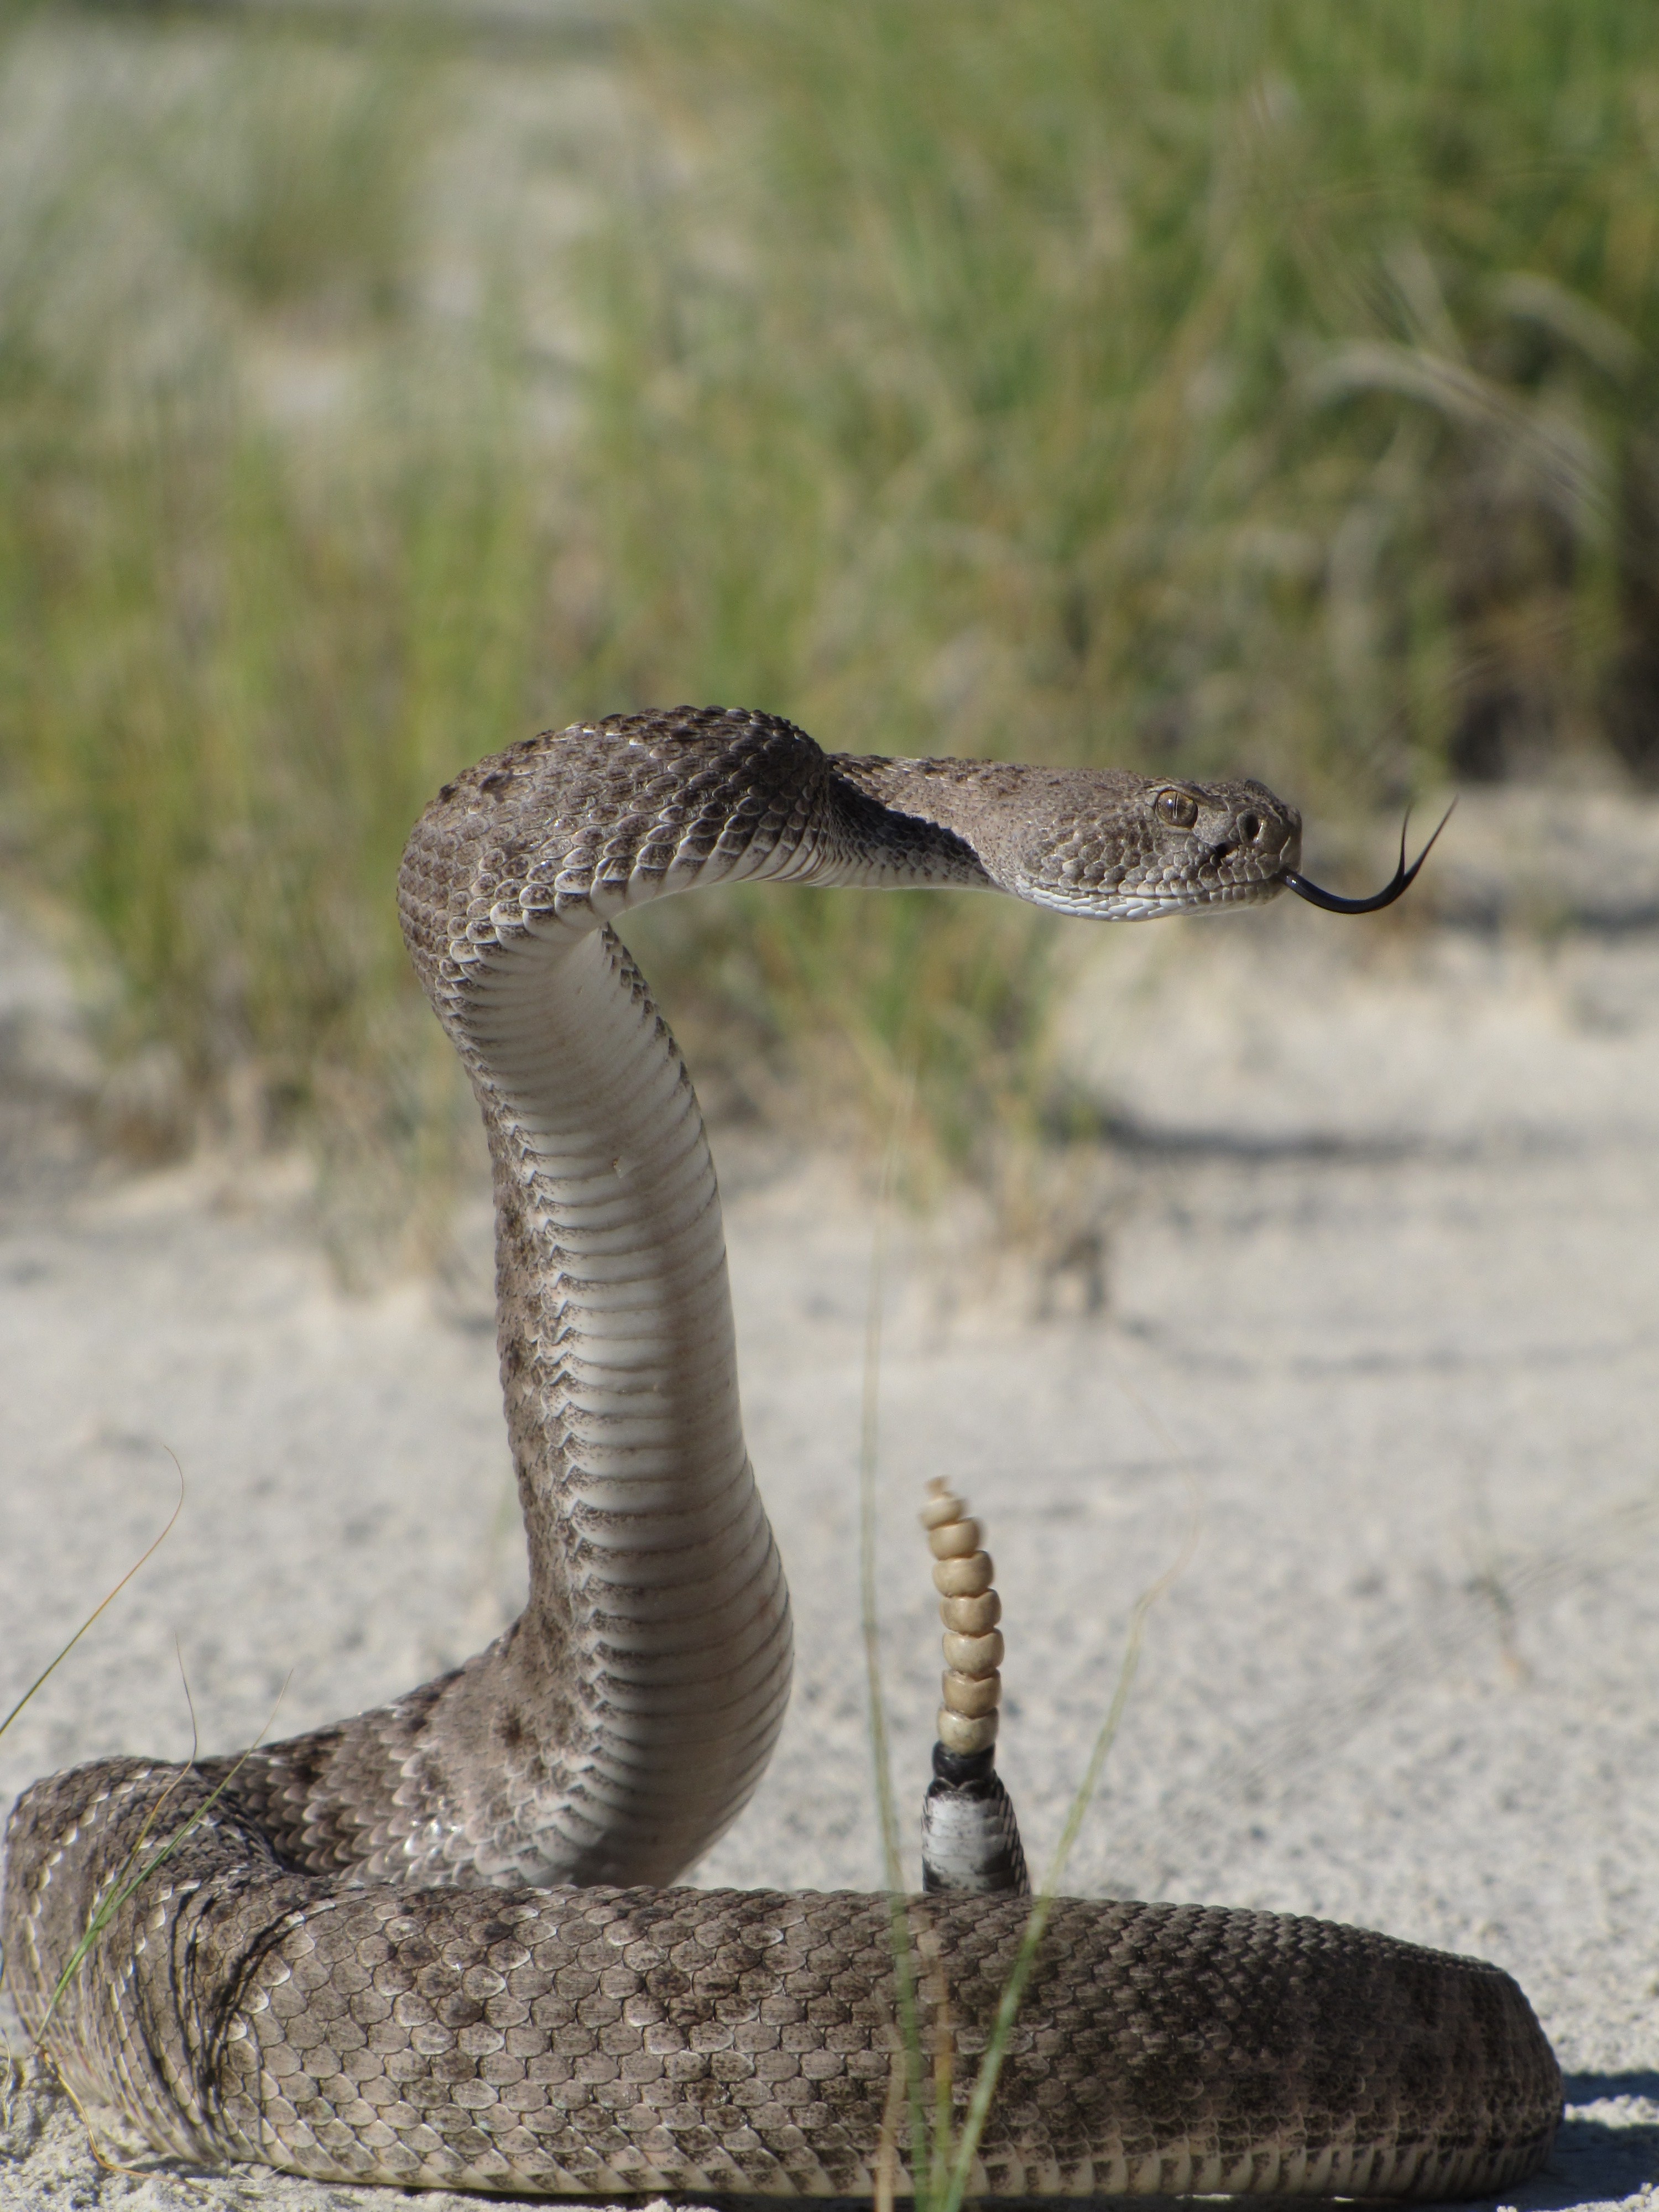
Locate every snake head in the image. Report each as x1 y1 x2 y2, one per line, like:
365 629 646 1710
975 768 1304 920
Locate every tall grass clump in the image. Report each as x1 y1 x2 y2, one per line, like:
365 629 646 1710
576 0 1659 1178
596 0 1659 796
2 0 1658 1228
0 13 583 1245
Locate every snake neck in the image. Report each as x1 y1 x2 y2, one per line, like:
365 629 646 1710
453 922 792 1887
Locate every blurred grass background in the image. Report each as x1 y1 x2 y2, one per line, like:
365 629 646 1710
1 0 1657 1250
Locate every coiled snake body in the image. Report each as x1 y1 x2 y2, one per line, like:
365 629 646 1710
3 709 1559 2197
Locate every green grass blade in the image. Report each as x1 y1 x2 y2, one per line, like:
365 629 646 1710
858 1083 935 2201
938 1387 1201 2212
40 1674 291 2034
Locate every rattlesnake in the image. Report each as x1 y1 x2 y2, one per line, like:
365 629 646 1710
3 707 1558 2197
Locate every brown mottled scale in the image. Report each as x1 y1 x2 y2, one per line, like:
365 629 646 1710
2 710 1561 2194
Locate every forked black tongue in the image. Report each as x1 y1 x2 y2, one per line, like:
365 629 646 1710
1282 797 1457 914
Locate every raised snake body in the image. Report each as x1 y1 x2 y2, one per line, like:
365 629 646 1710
3 708 1561 2196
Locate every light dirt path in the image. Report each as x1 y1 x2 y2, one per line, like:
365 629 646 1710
3 805 1658 2208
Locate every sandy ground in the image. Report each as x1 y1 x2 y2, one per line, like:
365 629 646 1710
2 790 1658 2209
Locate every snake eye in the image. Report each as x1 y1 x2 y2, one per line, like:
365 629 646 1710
1156 788 1198 830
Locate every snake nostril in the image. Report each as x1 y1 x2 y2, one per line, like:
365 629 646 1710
1240 811 1261 843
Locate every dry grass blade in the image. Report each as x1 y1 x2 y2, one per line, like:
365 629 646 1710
36 2054 216 2192
1 1468 186 2136
1305 342 1611 531
0 1458 185 1746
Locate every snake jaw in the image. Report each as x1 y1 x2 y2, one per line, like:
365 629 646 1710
1018 875 1287 920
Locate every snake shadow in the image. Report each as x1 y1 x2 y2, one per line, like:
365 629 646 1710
1516 2074 1659 2212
